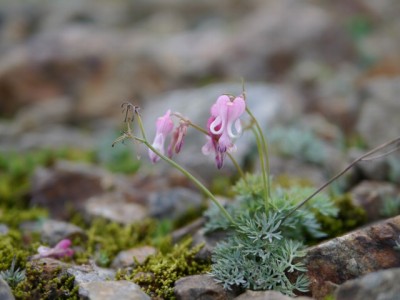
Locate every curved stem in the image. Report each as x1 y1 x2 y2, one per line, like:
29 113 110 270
136 114 235 225
145 140 235 224
283 136 400 222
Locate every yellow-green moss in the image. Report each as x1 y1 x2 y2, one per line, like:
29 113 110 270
0 229 39 271
120 238 210 299
316 193 367 238
13 262 78 300
73 217 173 267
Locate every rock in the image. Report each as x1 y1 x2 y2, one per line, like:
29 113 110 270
172 218 205 243
234 290 313 300
111 246 157 269
174 274 238 300
67 263 115 285
356 77 400 148
193 229 228 262
84 192 148 225
334 268 400 300
26 219 86 246
30 161 115 220
148 187 203 220
304 215 400 299
0 278 15 300
79 280 150 300
0 224 9 235
350 181 400 221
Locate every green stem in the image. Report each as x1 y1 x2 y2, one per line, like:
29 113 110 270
136 114 235 225
251 127 269 213
246 107 271 199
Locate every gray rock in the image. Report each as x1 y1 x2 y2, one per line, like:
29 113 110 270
67 263 115 285
193 229 228 262
111 246 156 269
0 224 9 235
148 187 203 220
0 278 15 300
350 180 400 221
39 219 86 246
234 290 313 300
172 218 205 243
174 274 238 300
84 192 148 225
357 77 400 148
335 268 400 300
79 280 150 300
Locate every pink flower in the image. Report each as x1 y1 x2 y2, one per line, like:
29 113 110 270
168 121 188 158
33 239 74 260
202 95 246 169
149 110 174 163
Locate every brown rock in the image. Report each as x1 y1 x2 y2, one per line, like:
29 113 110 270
305 215 400 299
350 180 400 221
174 274 238 300
30 161 114 220
111 246 157 269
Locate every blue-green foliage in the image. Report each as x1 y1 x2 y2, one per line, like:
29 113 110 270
268 126 327 165
205 174 338 295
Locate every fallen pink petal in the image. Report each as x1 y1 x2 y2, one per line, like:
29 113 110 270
33 239 74 260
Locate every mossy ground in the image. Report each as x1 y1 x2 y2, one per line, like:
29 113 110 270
0 147 208 298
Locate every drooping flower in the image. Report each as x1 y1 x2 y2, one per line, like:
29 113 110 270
32 239 74 260
202 95 246 169
148 110 174 163
167 120 189 158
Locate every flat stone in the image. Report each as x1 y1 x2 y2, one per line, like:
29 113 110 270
79 280 150 300
234 290 313 300
335 268 400 300
174 274 238 300
67 264 115 285
39 219 86 246
111 246 157 269
305 215 400 299
0 278 15 300
84 192 148 225
148 187 203 220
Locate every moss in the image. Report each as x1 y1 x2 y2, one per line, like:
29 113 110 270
316 193 367 239
13 261 78 300
0 206 48 228
122 238 210 299
73 217 171 267
0 229 39 272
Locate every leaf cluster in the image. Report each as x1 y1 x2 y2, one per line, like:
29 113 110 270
205 174 338 295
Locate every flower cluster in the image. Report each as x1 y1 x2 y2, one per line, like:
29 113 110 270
148 110 189 163
148 94 246 169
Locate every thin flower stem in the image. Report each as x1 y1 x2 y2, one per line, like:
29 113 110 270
283 136 400 222
251 127 269 213
145 140 235 225
246 107 271 199
227 152 247 183
135 113 236 225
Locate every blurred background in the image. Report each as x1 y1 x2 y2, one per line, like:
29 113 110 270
0 0 399 179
